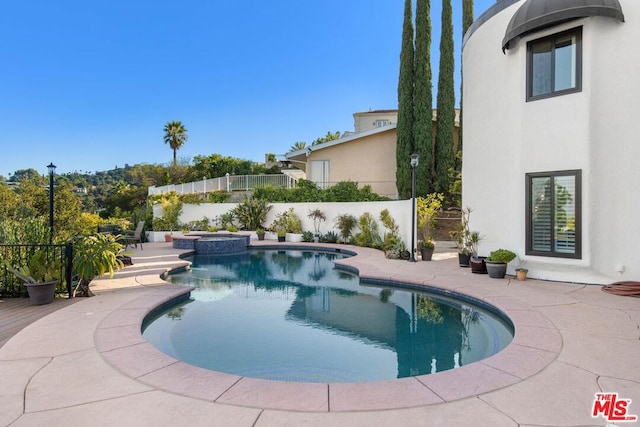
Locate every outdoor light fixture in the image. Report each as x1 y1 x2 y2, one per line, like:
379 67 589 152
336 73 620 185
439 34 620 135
47 162 56 244
410 153 419 262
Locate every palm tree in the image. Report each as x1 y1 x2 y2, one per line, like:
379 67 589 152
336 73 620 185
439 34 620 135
289 141 307 152
163 121 188 165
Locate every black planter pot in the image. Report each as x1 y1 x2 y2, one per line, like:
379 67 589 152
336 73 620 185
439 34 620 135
420 248 434 261
277 236 286 242
486 261 507 278
470 256 487 274
458 253 471 267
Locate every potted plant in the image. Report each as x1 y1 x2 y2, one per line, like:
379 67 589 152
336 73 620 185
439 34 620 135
515 267 529 281
451 207 482 268
5 250 61 305
276 228 286 242
417 193 443 261
469 232 487 274
418 239 435 261
155 193 182 243
485 249 517 279
307 208 326 243
72 233 125 297
256 227 266 241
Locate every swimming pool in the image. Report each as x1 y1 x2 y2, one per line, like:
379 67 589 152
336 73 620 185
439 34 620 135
143 249 514 383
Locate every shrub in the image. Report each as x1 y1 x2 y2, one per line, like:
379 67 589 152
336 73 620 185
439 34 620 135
417 193 444 242
271 208 302 233
182 217 210 231
253 179 389 202
353 212 382 249
487 249 517 263
232 197 271 230
320 231 339 243
335 213 357 242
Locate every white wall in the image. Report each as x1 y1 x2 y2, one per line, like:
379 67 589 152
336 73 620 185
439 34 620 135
462 0 640 284
153 200 416 250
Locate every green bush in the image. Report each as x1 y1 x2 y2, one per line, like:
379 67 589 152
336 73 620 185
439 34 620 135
271 208 302 233
335 213 357 242
253 179 389 203
232 197 271 230
487 249 517 263
353 212 382 249
320 231 339 243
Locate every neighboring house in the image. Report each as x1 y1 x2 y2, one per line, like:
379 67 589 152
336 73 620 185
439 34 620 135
462 0 637 283
353 110 398 133
286 109 459 199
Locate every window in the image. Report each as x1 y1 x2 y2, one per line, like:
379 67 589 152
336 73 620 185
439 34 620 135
375 120 390 128
527 27 581 101
526 170 581 258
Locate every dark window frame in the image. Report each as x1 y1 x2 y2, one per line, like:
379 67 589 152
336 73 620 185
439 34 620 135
526 27 582 102
525 170 582 259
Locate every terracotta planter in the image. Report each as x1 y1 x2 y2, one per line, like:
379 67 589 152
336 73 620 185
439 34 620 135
516 268 528 281
165 234 173 242
25 280 57 305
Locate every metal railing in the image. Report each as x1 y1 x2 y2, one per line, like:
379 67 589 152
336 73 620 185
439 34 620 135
148 174 298 196
0 244 73 298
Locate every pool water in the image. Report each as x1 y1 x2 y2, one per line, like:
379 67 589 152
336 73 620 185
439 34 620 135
143 250 514 383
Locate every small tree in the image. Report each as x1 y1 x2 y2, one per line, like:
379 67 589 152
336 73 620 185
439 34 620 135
335 213 357 242
417 193 444 243
307 208 326 236
73 233 124 297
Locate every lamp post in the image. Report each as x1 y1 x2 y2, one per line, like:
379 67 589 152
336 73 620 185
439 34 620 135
410 153 419 262
47 162 56 244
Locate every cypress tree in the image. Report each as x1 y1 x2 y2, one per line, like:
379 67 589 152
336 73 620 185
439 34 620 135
459 0 474 165
396 0 415 199
434 0 455 194
413 0 432 196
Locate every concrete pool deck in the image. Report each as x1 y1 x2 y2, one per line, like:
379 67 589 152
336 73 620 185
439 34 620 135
1 242 639 426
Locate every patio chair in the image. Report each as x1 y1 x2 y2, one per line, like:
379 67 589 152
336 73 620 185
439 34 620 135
122 221 145 250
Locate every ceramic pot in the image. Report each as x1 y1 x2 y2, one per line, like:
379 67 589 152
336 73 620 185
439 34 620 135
25 280 57 305
486 261 507 278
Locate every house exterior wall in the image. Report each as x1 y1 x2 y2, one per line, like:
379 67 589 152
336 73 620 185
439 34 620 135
462 0 639 284
307 128 398 199
353 110 398 133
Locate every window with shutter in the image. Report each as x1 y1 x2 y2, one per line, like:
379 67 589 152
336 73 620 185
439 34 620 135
526 170 581 258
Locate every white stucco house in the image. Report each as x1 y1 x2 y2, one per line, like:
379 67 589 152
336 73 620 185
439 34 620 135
462 0 638 284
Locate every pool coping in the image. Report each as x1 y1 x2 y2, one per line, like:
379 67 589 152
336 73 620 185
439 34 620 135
94 243 562 412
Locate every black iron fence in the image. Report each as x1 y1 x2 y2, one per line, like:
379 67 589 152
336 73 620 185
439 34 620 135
0 244 73 298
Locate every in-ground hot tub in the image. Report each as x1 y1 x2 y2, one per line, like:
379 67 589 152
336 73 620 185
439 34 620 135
172 233 250 253
195 236 247 254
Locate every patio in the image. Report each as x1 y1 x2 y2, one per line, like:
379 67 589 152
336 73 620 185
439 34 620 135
1 241 638 426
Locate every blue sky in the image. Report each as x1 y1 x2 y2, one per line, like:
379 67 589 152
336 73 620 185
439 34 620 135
1 0 495 176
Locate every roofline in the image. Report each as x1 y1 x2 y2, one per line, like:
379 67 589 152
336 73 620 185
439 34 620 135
285 124 397 160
